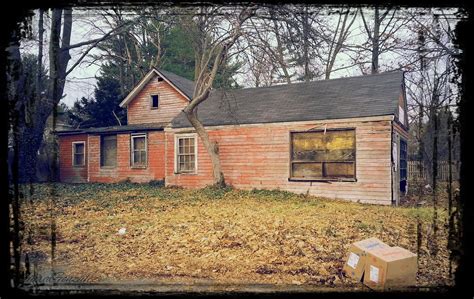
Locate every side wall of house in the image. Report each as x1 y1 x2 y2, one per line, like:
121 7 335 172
59 134 88 183
88 131 165 183
127 74 189 125
165 117 394 205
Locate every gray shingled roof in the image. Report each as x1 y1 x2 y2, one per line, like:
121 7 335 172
171 71 404 128
156 68 195 99
56 123 167 135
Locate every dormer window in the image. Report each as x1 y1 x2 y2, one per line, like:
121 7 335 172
151 94 159 109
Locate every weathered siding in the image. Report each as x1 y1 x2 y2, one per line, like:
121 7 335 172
88 131 166 183
127 74 189 125
59 134 88 183
165 117 394 205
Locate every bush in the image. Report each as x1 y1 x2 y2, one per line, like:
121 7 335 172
148 180 165 187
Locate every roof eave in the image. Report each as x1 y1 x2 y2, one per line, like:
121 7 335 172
153 68 192 101
119 68 192 108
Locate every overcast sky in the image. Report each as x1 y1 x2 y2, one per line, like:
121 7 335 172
23 7 460 108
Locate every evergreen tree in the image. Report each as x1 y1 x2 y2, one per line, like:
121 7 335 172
68 76 126 128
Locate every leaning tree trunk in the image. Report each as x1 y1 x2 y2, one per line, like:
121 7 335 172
184 109 225 187
182 7 255 188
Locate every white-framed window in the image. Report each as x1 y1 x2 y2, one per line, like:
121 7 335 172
131 134 147 168
72 141 85 167
175 134 197 174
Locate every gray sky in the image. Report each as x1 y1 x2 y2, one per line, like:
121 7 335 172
23 7 461 109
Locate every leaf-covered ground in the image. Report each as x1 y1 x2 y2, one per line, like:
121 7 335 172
20 183 454 290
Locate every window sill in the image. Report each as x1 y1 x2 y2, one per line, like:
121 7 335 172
131 166 147 169
174 172 198 175
288 177 357 182
100 166 116 170
72 165 85 168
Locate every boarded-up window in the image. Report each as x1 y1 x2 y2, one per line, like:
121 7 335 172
131 135 147 167
100 135 117 167
290 129 356 180
72 142 85 166
176 135 196 173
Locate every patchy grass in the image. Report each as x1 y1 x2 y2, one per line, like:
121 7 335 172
20 183 453 289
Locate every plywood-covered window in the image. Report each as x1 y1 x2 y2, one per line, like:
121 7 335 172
100 135 117 167
175 134 197 173
131 134 147 167
290 129 356 180
72 141 85 167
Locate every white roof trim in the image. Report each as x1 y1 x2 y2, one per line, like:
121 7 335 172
119 68 191 108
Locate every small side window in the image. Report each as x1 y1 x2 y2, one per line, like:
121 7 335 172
100 135 117 167
151 95 159 109
72 142 85 167
131 134 147 168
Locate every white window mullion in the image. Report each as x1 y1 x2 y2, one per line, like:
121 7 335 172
131 134 147 168
175 134 197 174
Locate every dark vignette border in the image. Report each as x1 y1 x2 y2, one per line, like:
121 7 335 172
0 0 471 298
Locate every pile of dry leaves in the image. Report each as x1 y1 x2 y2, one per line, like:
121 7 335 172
20 183 454 289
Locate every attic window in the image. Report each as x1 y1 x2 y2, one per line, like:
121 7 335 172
151 95 159 109
289 129 356 181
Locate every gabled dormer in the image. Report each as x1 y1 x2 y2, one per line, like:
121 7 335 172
119 68 194 125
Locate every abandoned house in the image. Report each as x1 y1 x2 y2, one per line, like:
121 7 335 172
56 68 409 205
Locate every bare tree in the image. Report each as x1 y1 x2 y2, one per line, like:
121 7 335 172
358 7 412 74
246 10 293 84
322 8 358 79
181 6 256 187
7 8 132 183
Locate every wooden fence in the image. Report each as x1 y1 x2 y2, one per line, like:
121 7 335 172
408 160 460 182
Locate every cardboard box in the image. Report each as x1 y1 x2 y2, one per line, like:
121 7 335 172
343 237 390 282
363 246 417 291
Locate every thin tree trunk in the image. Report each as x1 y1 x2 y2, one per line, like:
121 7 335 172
271 17 291 84
36 9 44 98
446 106 454 278
6 30 28 288
416 28 426 260
372 7 380 74
302 5 310 82
429 77 439 256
